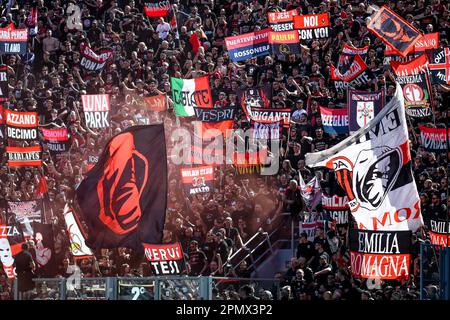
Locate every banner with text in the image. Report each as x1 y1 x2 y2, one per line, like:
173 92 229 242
143 243 184 275
181 166 214 195
5 110 38 141
225 28 270 62
293 13 330 40
348 90 384 133
320 107 349 135
419 126 449 152
81 94 110 128
0 23 28 54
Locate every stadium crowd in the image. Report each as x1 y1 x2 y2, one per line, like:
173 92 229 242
0 0 449 301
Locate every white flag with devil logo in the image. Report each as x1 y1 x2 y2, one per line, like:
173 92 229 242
306 83 423 231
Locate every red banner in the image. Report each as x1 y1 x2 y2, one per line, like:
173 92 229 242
144 94 167 112
6 146 42 167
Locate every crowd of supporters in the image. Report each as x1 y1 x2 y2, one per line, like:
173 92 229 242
0 0 449 300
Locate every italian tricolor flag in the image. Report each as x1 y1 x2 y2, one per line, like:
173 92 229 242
171 76 212 117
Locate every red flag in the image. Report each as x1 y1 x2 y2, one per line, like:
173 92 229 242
189 33 201 54
35 175 48 198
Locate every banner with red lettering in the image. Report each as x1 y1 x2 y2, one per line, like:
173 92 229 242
390 54 432 118
6 146 42 167
5 109 38 141
81 94 110 128
349 229 411 280
384 33 439 65
428 219 450 247
0 23 28 54
42 128 70 153
180 165 214 195
144 94 167 112
143 243 184 275
268 9 299 32
367 6 423 57
419 126 449 152
319 107 349 135
293 13 330 40
80 43 113 72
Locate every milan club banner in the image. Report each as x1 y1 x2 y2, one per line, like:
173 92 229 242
225 28 270 62
338 44 369 74
81 94 110 128
144 1 171 17
181 166 214 195
293 13 330 40
76 125 167 250
191 139 223 166
143 243 184 275
384 33 439 65
299 174 322 211
306 84 424 232
0 23 28 54
419 126 449 152
252 121 281 140
319 107 349 135
390 54 432 118
63 207 94 259
0 223 24 279
330 55 371 90
269 31 300 56
194 106 235 122
348 90 385 133
367 6 423 57
171 76 213 117
144 94 167 112
428 219 450 247
80 43 113 72
7 199 43 238
5 109 38 140
349 229 412 280
33 222 57 277
429 48 450 85
42 128 69 153
268 9 298 32
249 107 291 127
322 193 350 225
0 65 8 100
6 146 42 167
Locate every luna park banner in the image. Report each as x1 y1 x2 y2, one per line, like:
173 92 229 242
81 94 111 128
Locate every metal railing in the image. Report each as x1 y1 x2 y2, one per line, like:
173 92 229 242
419 243 449 300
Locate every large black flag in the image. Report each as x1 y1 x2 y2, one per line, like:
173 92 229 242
76 125 167 250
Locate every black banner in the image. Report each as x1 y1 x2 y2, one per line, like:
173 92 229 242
5 109 38 141
428 219 450 247
143 243 184 275
7 199 43 238
194 106 235 122
33 222 57 277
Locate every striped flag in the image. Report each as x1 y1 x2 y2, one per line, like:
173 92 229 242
171 76 212 117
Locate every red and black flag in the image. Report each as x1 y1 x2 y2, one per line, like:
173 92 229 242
144 0 171 17
181 166 214 195
428 219 450 247
143 242 184 275
5 109 38 141
367 6 423 57
76 125 167 251
429 47 450 85
6 145 42 167
33 222 57 277
41 127 70 153
419 126 450 152
0 65 8 101
0 222 24 279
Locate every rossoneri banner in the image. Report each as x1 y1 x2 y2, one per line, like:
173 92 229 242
293 13 330 40
225 28 270 62
249 107 291 127
428 219 450 247
419 126 449 152
5 110 38 140
349 229 412 280
143 243 184 275
181 165 214 195
0 23 28 54
42 128 69 153
6 146 42 167
81 94 110 128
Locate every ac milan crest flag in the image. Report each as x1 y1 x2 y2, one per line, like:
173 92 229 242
76 125 167 250
367 6 423 57
306 83 423 232
63 206 94 259
348 90 384 133
81 94 111 128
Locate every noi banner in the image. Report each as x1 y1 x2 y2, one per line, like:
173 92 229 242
143 243 184 275
428 219 450 247
0 65 8 100
42 128 69 153
321 193 350 225
348 90 384 133
269 30 300 56
80 43 113 72
171 76 212 117
0 23 28 54
330 55 371 90
319 107 349 135
181 165 214 195
63 206 94 259
144 94 167 112
419 126 449 152
144 1 171 17
268 9 299 32
293 13 330 40
7 199 43 238
390 54 432 118
6 146 42 167
367 6 423 57
349 229 411 280
225 28 270 62
81 94 110 128
429 47 450 85
5 109 38 140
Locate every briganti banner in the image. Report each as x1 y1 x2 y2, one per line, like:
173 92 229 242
225 28 270 62
143 243 184 275
81 94 110 128
293 13 330 40
349 229 412 280
306 83 423 232
319 107 349 135
0 23 28 54
181 165 214 195
348 90 384 133
419 126 449 152
171 76 212 117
